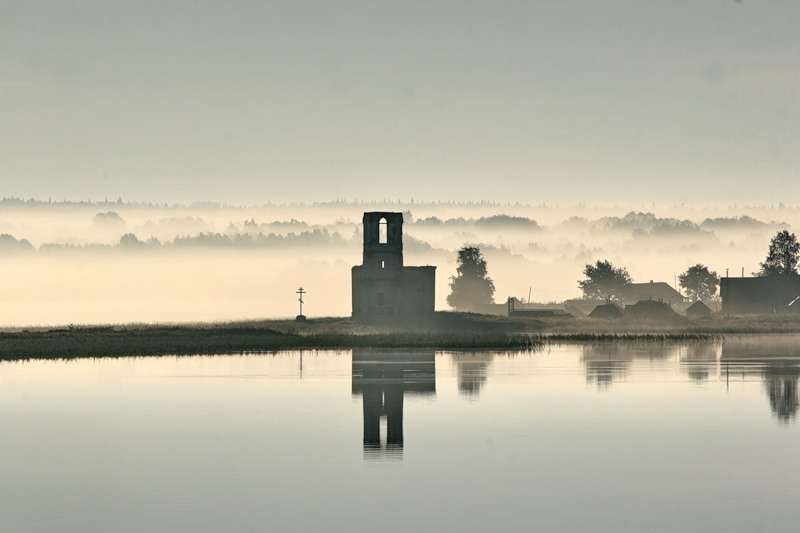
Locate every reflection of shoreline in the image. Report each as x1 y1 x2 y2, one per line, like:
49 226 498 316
351 350 435 459
763 368 799 422
720 336 800 423
721 334 800 360
582 344 631 390
581 342 690 390
717 363 800 423
652 336 800 423
681 343 720 382
578 337 800 423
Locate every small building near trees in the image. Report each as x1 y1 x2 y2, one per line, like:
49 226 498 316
589 302 624 319
685 301 713 319
620 281 685 307
564 298 606 317
625 300 681 322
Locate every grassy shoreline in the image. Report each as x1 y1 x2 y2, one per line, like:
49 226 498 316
1 312 797 361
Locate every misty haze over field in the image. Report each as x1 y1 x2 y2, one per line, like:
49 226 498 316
0 199 796 326
2 2 799 325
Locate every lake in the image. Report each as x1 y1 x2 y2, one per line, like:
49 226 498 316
1 336 798 532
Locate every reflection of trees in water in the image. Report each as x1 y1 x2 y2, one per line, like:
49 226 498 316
686 366 710 382
582 344 632 390
451 353 492 396
722 335 800 359
582 342 684 389
763 366 799 423
681 343 720 383
721 337 800 423
585 360 628 390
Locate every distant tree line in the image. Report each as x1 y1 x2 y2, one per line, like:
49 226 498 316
36 229 350 251
0 197 523 210
413 214 540 229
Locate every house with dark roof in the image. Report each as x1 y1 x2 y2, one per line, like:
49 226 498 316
620 281 684 306
685 301 713 319
720 276 800 316
563 298 606 316
625 300 681 322
589 302 624 319
505 297 572 319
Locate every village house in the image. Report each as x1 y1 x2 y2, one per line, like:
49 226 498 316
589 302 624 319
685 300 713 319
625 299 680 322
620 281 685 307
720 276 800 316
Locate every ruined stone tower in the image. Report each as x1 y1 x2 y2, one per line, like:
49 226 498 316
351 212 435 317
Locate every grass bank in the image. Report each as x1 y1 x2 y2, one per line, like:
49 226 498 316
2 311 791 361
0 326 539 361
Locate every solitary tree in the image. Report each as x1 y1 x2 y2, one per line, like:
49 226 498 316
678 264 720 301
447 245 496 311
93 211 125 227
758 230 800 276
118 233 143 247
578 260 632 300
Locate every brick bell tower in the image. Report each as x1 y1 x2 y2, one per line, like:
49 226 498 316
351 212 435 318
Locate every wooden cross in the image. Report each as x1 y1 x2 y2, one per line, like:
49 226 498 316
296 287 306 316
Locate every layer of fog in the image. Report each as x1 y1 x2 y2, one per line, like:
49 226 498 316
1 199 797 326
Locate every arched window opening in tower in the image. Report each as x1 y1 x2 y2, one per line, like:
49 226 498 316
379 217 388 244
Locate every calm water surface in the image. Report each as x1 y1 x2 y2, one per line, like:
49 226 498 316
1 336 799 532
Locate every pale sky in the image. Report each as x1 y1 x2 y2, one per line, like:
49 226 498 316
1 0 798 205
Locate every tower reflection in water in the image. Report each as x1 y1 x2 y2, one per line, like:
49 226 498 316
351 350 436 459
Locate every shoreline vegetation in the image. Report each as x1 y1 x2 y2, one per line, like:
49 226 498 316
2 312 799 361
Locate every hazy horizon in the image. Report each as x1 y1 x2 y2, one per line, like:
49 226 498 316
1 199 796 326
3 1 800 325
